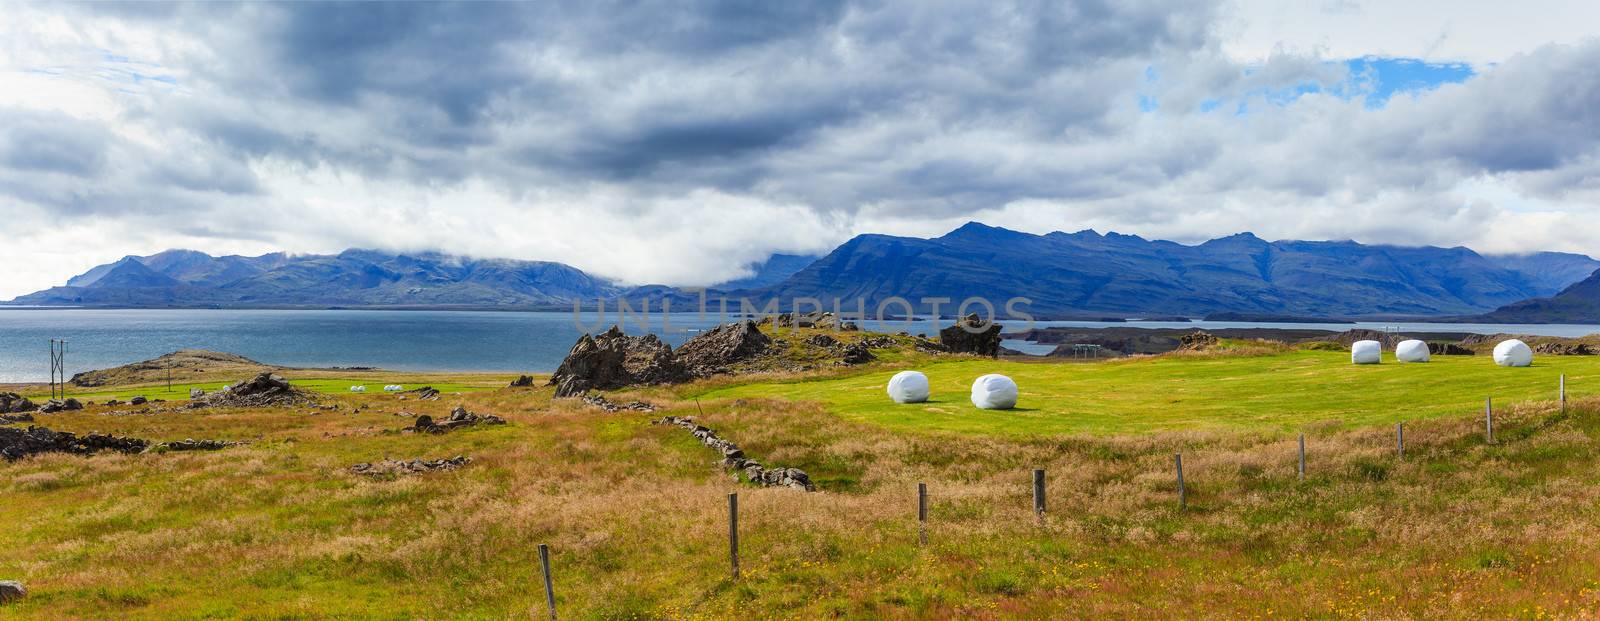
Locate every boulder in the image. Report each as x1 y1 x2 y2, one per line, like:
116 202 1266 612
509 375 535 387
549 326 686 398
775 311 853 330
675 320 772 376
130 396 148 405
939 313 1002 357
0 581 23 605
39 399 81 413
838 342 874 365
193 373 316 408
0 393 38 414
412 406 505 433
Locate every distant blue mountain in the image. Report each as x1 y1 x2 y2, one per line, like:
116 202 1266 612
9 225 1597 317
756 222 1600 318
11 249 621 308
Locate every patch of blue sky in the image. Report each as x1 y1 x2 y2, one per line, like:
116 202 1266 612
1140 57 1476 114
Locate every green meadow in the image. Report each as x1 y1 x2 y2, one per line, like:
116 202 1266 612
698 349 1595 435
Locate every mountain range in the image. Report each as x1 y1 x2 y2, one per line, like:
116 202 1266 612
8 224 1600 321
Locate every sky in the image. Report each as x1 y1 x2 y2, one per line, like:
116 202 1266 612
2 1 1600 300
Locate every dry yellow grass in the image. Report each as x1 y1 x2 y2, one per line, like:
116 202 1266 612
5 361 1600 618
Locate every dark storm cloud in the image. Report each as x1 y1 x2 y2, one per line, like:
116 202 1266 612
0 109 110 177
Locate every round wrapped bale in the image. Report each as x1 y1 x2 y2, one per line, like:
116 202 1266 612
1351 340 1382 365
1394 339 1430 363
886 370 930 404
970 374 1018 410
1493 339 1533 367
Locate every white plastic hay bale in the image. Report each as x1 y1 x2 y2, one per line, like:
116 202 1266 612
1493 339 1533 367
1394 339 1430 363
383 385 403 392
1351 340 1382 364
970 374 1018 410
886 370 930 404
349 385 366 393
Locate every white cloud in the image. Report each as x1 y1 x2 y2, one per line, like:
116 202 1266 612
1 1 1599 300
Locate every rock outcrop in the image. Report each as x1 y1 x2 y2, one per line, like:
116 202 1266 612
675 320 772 376
939 313 1002 357
1 426 149 461
653 415 816 491
772 311 859 331
156 438 244 452
189 372 318 408
405 386 441 400
38 398 83 414
0 413 34 425
0 393 38 414
350 455 470 477
1535 342 1597 355
411 406 506 433
1428 342 1475 356
549 326 686 397
581 394 657 412
1179 331 1220 351
508 375 535 387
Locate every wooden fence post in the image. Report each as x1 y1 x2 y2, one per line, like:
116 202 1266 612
728 493 739 580
1561 375 1567 414
1032 469 1046 518
538 544 556 621
1175 454 1186 510
917 482 928 545
1396 422 1404 458
1485 397 1494 444
1297 434 1306 481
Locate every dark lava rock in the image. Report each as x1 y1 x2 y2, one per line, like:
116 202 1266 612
0 413 34 425
412 406 506 433
406 386 441 400
805 333 840 348
351 455 470 477
581 394 658 412
1179 331 1220 351
549 326 686 398
939 313 1002 357
509 375 535 387
839 342 875 365
130 396 148 405
157 438 243 452
0 580 24 605
194 373 318 408
0 393 38 414
1428 342 1475 356
38 398 82 414
774 311 855 330
1536 342 1597 355
675 320 772 377
1 426 149 461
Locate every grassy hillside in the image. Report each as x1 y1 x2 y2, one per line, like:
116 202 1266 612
698 348 1596 435
5 347 1600 618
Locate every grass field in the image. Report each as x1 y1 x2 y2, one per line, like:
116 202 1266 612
697 349 1597 435
7 345 1600 618
14 373 516 403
